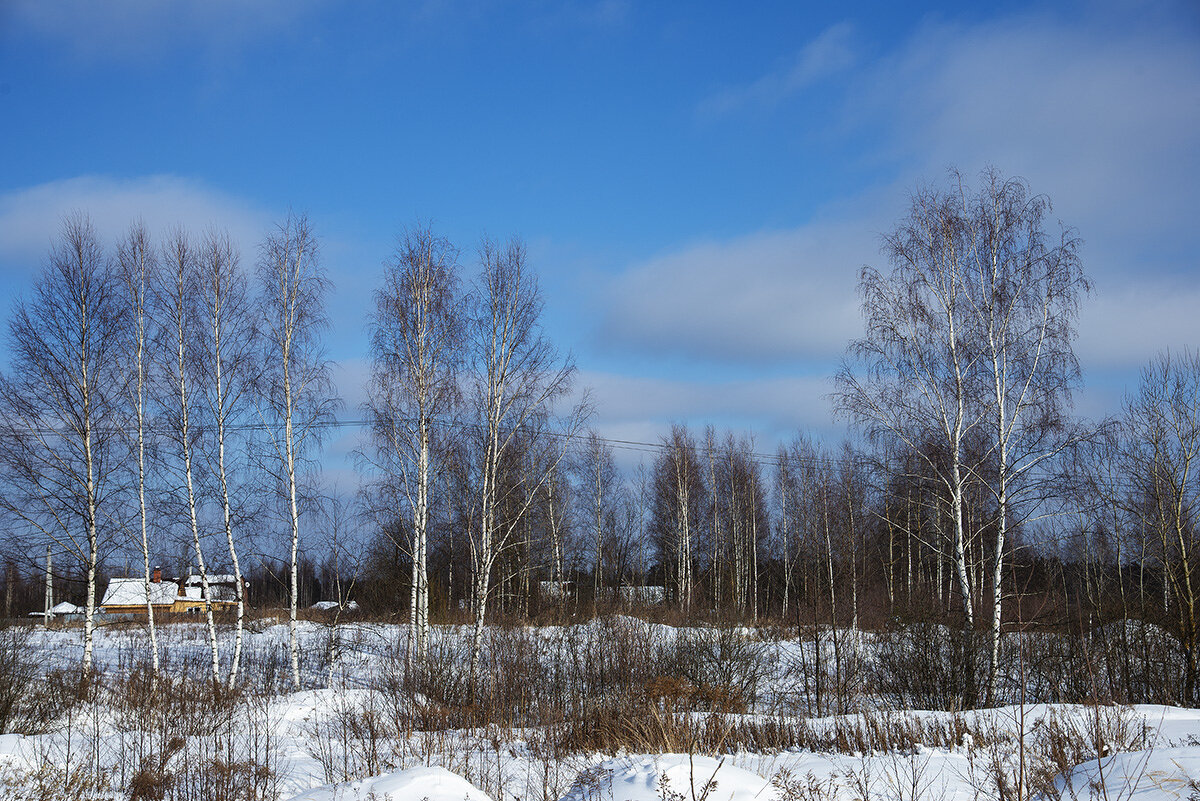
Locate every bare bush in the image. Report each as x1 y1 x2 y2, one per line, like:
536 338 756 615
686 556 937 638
674 625 770 711
0 628 77 735
874 622 985 710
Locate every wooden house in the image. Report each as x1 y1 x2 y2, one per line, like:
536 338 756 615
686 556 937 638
100 567 243 617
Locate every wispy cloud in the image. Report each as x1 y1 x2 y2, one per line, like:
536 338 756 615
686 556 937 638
1076 279 1200 371
599 221 875 366
857 14 1200 246
698 22 857 117
610 7 1200 386
575 369 838 463
0 0 326 63
0 174 273 272
854 12 1200 371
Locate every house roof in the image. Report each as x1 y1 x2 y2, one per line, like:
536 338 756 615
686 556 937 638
182 583 239 602
101 578 179 607
184 574 238 586
101 575 242 608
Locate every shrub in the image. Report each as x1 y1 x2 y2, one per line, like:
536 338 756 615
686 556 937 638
875 622 985 710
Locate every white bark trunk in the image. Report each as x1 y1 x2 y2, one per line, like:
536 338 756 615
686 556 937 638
215 367 245 686
285 369 302 689
410 421 430 663
178 329 221 683
135 337 160 673
82 360 98 673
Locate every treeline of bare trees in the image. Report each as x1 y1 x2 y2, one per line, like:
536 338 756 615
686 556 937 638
1063 350 1200 704
0 168 1195 707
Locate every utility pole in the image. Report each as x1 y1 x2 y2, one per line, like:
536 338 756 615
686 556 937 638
4 562 13 620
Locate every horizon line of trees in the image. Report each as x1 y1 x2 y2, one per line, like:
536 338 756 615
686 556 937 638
0 167 1196 707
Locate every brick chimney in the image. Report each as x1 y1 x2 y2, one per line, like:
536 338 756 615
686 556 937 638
152 566 162 584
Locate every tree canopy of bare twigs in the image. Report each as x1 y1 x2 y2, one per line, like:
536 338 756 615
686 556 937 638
836 167 1089 705
362 224 463 663
256 212 340 689
0 214 129 671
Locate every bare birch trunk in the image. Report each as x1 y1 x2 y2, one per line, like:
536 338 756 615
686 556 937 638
121 226 161 673
285 377 302 689
214 349 245 687
205 237 248 687
82 352 99 674
258 215 332 692
136 328 159 673
410 419 430 663
178 308 221 682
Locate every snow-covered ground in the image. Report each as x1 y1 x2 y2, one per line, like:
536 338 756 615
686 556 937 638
0 620 1196 800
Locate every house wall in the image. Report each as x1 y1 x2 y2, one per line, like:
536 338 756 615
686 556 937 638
102 601 236 616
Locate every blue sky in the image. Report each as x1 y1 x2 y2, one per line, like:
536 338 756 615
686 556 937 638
1 0 1198 473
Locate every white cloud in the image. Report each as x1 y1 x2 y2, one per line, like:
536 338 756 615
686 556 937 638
857 12 1200 371
599 220 877 365
860 14 1200 250
698 23 857 117
578 369 837 448
0 174 273 272
605 8 1200 382
1076 278 1200 371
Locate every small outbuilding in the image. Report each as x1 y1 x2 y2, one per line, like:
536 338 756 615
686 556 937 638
616 584 666 605
310 600 359 612
28 601 85 622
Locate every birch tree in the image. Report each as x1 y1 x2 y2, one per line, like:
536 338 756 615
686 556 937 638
960 167 1088 704
538 440 572 607
116 222 162 672
576 430 619 605
650 425 704 611
258 213 338 689
0 214 127 672
198 229 257 686
715 433 767 620
157 228 221 682
835 184 984 632
364 225 462 664
834 182 991 708
1124 350 1200 703
775 442 799 619
465 237 584 682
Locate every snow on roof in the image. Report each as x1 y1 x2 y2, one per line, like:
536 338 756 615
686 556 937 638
50 602 83 614
184 574 238 586
618 585 665 602
102 577 239 607
311 600 359 611
101 578 179 607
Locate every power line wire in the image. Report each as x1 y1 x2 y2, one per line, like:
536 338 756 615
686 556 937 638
1 414 864 470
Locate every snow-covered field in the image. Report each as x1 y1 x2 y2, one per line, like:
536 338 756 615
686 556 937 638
0 619 1196 800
